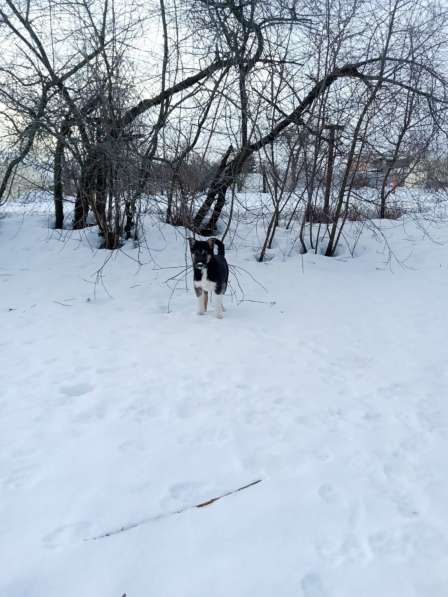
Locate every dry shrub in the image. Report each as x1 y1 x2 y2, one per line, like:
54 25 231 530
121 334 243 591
304 204 333 223
379 204 405 219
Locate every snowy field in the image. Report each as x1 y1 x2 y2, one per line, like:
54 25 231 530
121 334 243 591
1 193 448 597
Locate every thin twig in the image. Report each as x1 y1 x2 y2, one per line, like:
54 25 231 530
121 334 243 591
229 264 268 293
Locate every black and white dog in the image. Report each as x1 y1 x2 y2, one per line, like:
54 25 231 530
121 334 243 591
188 237 229 318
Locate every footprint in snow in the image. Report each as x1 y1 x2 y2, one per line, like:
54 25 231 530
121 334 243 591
168 481 208 503
176 401 198 419
60 382 94 397
158 481 210 510
1 462 35 491
368 527 413 559
418 405 448 433
377 383 406 400
42 521 91 548
317 534 366 565
313 449 333 463
318 483 340 504
301 573 326 597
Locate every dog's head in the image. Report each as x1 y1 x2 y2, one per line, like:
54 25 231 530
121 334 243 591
188 238 214 269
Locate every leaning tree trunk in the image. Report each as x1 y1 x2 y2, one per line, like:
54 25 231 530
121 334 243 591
203 146 254 234
193 145 233 233
200 188 227 236
194 62 388 237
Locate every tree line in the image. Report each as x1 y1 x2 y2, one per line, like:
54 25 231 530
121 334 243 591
1 0 447 255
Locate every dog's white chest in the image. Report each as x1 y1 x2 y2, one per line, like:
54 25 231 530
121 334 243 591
194 268 216 293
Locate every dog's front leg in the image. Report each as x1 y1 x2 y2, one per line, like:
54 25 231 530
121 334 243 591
195 288 206 315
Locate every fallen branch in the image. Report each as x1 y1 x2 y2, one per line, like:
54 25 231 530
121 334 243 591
86 479 262 542
53 300 72 307
238 299 276 306
196 479 262 508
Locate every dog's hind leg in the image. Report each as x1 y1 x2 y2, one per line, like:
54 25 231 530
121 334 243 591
204 291 209 312
215 293 224 319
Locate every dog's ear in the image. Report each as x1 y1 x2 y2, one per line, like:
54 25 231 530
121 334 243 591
188 237 195 251
207 238 215 252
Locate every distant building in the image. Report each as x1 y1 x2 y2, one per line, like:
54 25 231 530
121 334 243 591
350 155 426 189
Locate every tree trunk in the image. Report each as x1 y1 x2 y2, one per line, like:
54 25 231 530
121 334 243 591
262 167 268 193
73 160 93 229
323 124 342 223
124 199 135 239
95 147 107 226
53 137 65 229
73 190 88 229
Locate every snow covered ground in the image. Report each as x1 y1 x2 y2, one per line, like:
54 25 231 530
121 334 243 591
1 194 448 597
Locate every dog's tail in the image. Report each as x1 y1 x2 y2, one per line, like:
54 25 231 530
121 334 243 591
212 238 225 256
